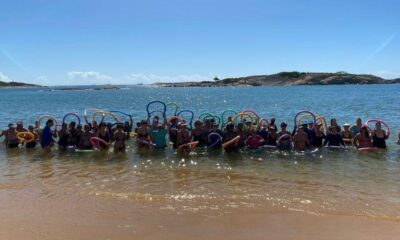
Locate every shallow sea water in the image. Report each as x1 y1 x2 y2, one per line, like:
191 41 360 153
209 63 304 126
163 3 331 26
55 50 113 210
0 85 399 239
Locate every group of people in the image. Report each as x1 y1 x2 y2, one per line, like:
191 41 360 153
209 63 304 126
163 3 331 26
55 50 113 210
0 111 397 155
136 116 392 154
0 119 132 153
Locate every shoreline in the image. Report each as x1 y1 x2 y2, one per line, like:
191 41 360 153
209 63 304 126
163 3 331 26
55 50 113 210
1 206 399 240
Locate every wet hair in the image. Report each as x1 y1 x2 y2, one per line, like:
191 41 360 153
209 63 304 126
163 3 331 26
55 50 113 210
280 122 287 127
270 118 275 124
226 122 234 131
46 119 53 125
194 120 202 126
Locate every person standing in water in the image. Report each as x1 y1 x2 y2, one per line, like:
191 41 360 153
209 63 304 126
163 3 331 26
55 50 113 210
324 126 346 147
40 119 56 151
371 122 389 149
351 118 363 136
293 126 310 151
113 124 129 153
353 126 373 149
0 123 19 148
26 125 39 149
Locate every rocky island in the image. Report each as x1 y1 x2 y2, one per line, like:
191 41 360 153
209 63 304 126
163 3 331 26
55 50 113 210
0 80 41 88
154 72 400 87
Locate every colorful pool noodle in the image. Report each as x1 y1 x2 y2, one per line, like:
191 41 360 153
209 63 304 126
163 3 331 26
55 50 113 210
199 112 213 121
221 109 237 124
90 137 109 149
365 119 390 136
62 113 81 125
258 118 269 127
147 110 166 122
294 111 316 128
168 116 183 126
136 138 156 147
358 147 378 152
203 114 221 126
232 113 256 129
37 115 58 130
84 108 102 124
147 101 167 120
277 134 291 145
397 130 400 144
110 111 133 127
240 110 260 124
16 131 35 143
166 102 179 116
92 111 120 124
208 132 222 148
177 141 199 152
177 110 194 129
222 135 240 149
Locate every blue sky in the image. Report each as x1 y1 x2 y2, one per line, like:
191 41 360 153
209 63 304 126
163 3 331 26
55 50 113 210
0 0 399 85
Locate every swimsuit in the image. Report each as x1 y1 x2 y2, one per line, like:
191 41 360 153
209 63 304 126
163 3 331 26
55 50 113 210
373 135 386 148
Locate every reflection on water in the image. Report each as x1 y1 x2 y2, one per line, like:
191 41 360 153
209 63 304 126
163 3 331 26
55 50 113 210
1 141 399 221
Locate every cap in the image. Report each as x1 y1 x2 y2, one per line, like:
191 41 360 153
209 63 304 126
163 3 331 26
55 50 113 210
16 121 23 125
343 123 350 127
8 123 14 127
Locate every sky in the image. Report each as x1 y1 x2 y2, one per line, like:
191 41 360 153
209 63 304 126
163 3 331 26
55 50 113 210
0 0 399 86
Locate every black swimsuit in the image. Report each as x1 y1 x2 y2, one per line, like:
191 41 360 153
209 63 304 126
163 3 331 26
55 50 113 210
372 135 386 148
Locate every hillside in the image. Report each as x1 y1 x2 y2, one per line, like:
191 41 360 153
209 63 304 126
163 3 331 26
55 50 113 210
0 81 41 88
154 72 397 87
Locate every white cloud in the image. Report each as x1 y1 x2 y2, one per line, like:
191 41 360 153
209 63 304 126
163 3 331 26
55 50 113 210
124 73 214 84
67 71 112 84
0 72 12 82
373 70 400 79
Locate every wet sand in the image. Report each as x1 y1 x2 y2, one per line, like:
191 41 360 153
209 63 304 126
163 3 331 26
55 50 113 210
1 205 400 240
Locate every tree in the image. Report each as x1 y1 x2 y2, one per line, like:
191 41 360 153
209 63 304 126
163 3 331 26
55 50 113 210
213 77 220 81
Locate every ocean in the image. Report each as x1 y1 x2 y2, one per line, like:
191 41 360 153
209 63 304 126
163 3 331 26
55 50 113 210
0 84 399 239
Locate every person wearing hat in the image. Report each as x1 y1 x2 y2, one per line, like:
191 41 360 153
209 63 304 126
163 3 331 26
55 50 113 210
0 123 19 148
150 118 168 149
352 125 373 149
341 123 353 144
